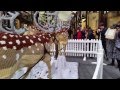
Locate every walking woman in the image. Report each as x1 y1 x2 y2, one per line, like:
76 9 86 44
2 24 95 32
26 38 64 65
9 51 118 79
106 26 116 66
114 25 120 79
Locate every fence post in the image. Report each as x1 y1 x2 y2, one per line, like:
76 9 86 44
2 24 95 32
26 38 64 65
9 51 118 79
92 40 104 79
83 39 86 61
99 49 104 79
98 40 104 79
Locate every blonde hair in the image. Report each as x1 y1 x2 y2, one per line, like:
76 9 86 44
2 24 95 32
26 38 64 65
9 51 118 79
15 19 20 29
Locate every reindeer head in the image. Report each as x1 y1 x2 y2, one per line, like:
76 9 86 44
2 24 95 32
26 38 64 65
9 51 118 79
56 29 68 45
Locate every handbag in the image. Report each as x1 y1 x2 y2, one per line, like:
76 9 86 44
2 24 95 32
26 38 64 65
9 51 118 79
105 28 116 40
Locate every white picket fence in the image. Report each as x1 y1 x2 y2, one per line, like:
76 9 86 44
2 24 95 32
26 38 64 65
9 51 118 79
92 40 104 79
50 39 100 57
50 39 104 79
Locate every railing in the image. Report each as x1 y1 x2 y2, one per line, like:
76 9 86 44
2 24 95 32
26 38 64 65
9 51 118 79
92 40 104 79
50 39 104 79
50 39 99 57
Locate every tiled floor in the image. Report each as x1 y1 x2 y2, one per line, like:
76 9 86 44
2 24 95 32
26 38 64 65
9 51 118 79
66 56 120 79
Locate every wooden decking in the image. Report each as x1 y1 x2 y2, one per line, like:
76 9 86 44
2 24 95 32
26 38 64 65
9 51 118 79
66 56 120 79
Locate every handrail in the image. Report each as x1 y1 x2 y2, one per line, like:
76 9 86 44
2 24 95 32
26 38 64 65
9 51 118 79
92 49 104 79
92 40 104 79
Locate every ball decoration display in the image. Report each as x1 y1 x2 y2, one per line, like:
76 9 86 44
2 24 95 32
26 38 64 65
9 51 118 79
0 11 20 33
34 11 59 33
34 11 74 33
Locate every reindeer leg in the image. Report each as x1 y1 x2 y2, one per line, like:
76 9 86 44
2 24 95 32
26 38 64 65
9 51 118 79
20 67 32 79
7 62 20 79
43 53 51 79
63 44 66 56
58 43 61 55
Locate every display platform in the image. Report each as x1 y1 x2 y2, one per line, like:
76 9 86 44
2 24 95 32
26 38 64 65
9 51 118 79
12 55 78 79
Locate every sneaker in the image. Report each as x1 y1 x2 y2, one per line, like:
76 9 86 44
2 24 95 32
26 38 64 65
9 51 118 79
107 63 115 66
117 77 120 79
115 65 119 68
105 58 109 61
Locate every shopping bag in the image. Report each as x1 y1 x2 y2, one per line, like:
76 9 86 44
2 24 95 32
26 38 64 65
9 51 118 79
105 28 116 40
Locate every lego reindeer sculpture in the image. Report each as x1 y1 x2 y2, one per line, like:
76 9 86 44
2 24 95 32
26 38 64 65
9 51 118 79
0 31 54 79
24 25 68 56
0 12 52 79
0 11 69 79
0 25 68 79
56 28 68 56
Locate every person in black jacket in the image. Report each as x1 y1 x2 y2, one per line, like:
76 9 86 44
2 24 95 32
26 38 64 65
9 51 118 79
68 28 73 39
97 25 107 60
81 27 86 39
73 32 77 39
87 27 95 40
